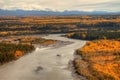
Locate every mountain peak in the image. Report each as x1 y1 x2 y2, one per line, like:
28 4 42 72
0 9 119 16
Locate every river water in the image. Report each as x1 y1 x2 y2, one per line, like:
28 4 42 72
0 34 86 80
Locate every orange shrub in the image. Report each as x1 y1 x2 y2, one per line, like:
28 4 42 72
14 50 24 58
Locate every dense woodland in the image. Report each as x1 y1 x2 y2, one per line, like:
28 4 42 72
0 15 120 36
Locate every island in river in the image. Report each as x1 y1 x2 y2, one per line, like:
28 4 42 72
0 35 59 64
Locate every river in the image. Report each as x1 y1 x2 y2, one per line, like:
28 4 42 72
0 34 86 80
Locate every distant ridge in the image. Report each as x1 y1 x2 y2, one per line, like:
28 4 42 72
0 9 120 16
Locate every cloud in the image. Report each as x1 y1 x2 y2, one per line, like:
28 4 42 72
74 0 120 11
2 2 45 10
0 0 120 12
0 0 4 4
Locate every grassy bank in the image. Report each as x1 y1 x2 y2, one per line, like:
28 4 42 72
0 36 57 64
0 43 35 64
74 40 120 80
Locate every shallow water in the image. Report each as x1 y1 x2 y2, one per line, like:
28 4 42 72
0 34 86 80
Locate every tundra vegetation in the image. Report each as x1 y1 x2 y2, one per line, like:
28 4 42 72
0 15 120 36
0 43 35 64
0 15 120 79
0 36 57 64
74 40 120 80
66 32 120 40
64 15 120 80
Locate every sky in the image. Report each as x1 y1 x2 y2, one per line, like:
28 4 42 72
0 0 120 12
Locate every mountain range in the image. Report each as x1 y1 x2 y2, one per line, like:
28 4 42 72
0 9 120 16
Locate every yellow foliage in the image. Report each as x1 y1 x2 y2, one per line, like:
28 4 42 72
93 63 120 80
80 40 120 53
75 40 120 80
42 40 56 45
14 50 24 58
66 33 74 38
89 55 116 62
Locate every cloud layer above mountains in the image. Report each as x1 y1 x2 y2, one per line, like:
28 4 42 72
0 0 119 12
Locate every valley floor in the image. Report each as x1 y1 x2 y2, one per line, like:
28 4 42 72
0 34 86 80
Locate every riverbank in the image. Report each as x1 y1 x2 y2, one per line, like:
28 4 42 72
0 34 86 80
0 35 60 65
0 43 35 65
73 40 120 80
